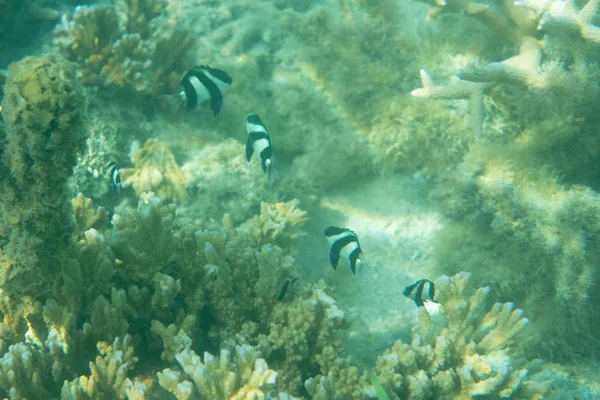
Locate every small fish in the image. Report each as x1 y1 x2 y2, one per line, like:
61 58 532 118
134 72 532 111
107 161 122 193
403 278 436 308
159 65 232 117
246 113 278 184
324 226 363 275
276 276 298 301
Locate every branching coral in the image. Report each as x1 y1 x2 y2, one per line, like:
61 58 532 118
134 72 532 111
159 344 277 399
0 342 53 399
409 0 600 364
267 286 349 393
122 139 188 203
371 272 552 399
111 192 177 282
61 335 142 399
54 0 194 96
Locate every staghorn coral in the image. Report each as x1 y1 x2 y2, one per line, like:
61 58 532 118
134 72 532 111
72 194 109 238
123 139 188 203
0 54 87 296
181 224 296 334
0 187 583 398
4 2 598 396
0 342 52 399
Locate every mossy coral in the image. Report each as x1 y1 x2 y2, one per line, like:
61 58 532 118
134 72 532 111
0 54 87 296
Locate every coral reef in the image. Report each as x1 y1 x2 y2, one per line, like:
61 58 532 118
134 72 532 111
0 54 87 296
1 0 599 397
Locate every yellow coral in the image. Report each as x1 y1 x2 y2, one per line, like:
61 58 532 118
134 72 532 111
241 199 308 245
122 139 188 203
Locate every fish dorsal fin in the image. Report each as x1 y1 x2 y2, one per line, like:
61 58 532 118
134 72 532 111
349 247 361 275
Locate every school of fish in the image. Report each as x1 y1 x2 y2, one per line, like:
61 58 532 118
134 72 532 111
109 64 434 307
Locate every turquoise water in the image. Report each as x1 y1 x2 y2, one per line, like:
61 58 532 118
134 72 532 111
0 0 599 398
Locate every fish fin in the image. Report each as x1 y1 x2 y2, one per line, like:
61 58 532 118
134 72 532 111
267 163 279 186
158 93 185 113
355 256 367 277
210 97 223 117
349 248 361 275
260 158 268 174
415 299 425 308
329 247 340 270
246 138 254 162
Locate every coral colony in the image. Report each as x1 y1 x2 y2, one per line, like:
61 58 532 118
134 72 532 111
0 0 600 398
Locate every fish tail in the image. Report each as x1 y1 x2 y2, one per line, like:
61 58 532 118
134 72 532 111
158 92 185 113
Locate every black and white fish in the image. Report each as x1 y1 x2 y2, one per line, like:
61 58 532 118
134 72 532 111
276 276 298 301
159 65 232 117
107 161 122 193
403 279 436 308
246 113 278 184
324 226 363 275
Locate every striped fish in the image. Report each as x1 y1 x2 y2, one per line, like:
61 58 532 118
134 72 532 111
107 161 122 193
246 113 278 184
403 278 436 307
159 65 232 116
276 276 298 301
324 226 363 275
